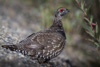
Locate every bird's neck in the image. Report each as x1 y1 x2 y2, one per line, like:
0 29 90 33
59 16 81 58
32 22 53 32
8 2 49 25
50 16 66 39
51 16 63 28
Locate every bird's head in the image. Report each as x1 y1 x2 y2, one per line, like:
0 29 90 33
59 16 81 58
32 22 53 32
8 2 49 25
55 7 70 17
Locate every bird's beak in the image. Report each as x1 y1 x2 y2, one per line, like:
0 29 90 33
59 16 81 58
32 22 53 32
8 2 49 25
66 9 70 12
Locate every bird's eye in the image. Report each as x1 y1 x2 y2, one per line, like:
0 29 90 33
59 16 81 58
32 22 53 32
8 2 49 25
59 8 64 12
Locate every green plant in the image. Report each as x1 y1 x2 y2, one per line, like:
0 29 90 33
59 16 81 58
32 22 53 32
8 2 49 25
75 0 100 51
40 7 53 29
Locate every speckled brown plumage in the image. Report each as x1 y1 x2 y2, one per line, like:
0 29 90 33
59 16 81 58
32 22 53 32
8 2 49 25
2 7 69 63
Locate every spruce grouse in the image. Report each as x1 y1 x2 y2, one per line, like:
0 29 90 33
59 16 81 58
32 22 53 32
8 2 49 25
2 7 69 63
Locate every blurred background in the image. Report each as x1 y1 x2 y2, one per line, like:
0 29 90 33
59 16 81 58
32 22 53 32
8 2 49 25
0 0 100 67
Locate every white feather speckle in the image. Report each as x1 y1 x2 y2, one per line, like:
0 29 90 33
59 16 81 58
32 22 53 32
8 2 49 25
38 52 40 55
46 56 48 59
18 50 21 52
43 55 44 58
52 49 54 51
57 37 60 40
53 40 56 42
22 50 24 54
43 50 45 54
46 53 49 55
36 55 38 57
48 50 50 52
58 44 61 47
50 51 52 54
51 42 55 44
53 52 55 56
50 55 52 58
53 46 57 48
47 46 50 48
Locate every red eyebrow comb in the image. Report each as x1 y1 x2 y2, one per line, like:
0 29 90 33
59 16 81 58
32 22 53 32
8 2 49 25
59 8 64 12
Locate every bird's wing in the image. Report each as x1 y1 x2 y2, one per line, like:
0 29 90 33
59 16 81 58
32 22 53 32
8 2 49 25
27 32 66 57
26 32 65 51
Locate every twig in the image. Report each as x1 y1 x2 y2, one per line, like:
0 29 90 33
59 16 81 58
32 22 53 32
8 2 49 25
75 0 96 33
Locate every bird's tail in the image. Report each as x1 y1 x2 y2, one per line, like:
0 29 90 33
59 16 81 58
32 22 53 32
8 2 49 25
2 45 18 51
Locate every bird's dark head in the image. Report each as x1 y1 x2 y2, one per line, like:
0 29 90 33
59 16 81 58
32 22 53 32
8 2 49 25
55 7 70 17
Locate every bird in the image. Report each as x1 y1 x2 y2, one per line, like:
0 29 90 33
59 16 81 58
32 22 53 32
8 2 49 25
2 7 69 63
